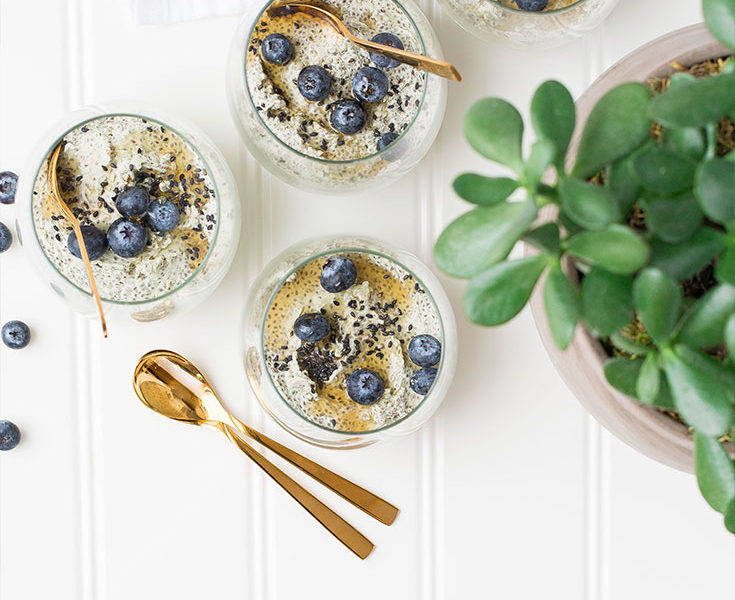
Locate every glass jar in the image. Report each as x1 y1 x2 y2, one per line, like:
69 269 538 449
242 236 457 448
227 0 447 194
15 104 241 323
436 0 620 47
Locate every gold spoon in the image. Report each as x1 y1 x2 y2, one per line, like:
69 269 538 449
48 143 108 337
133 349 399 558
267 2 462 82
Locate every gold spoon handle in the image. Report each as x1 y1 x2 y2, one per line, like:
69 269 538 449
231 417 398 525
220 423 374 559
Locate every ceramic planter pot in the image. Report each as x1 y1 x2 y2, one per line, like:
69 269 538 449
527 23 731 473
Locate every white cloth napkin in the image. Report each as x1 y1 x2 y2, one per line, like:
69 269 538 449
130 0 253 25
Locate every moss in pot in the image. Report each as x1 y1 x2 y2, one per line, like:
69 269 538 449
434 5 735 532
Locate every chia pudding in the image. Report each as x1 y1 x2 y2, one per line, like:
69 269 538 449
31 115 218 303
263 251 442 432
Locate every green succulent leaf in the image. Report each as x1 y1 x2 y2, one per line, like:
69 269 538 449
725 498 735 534
633 268 681 344
726 150 735 163
565 225 649 275
434 200 537 279
661 126 706 160
726 313 735 357
530 80 575 166
695 158 735 225
694 431 735 514
558 177 620 230
524 138 556 188
648 72 735 127
648 227 727 281
604 357 643 399
640 191 703 244
580 268 634 336
633 146 697 194
636 353 662 405
717 245 735 286
522 222 560 254
452 174 520 206
572 83 652 179
463 255 548 326
544 263 579 349
703 0 735 49
667 72 697 89
677 284 735 347
674 344 735 397
464 98 524 174
606 155 642 217
609 331 652 356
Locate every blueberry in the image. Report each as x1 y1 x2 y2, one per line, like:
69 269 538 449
376 131 403 161
408 334 441 367
297 65 332 101
329 99 367 135
369 33 403 69
294 313 330 342
261 33 293 65
0 421 21 451
346 369 384 405
410 368 437 396
107 218 148 258
1 320 31 350
352 67 389 103
0 171 18 204
320 256 357 293
67 225 107 260
146 199 180 232
115 186 150 217
0 221 12 253
515 0 548 11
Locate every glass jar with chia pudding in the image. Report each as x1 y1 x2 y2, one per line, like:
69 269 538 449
227 0 447 193
16 106 240 322
436 0 619 47
243 237 457 448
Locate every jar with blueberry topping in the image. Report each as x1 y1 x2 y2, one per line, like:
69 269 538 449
227 0 448 193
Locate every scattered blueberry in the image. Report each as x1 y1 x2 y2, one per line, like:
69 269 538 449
515 0 548 11
0 421 21 451
297 65 332 102
376 131 402 161
261 33 293 65
320 256 357 293
346 369 384 405
352 67 389 103
107 218 148 258
1 320 30 350
0 171 18 204
115 186 150 218
146 199 180 232
410 368 437 395
329 100 367 135
408 334 442 367
0 221 12 253
294 313 330 342
67 225 107 260
369 33 403 69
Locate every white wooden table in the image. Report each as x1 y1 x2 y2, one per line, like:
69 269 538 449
1 1 733 598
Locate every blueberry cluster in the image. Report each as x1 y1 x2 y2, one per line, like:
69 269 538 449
261 32 404 153
66 185 180 261
407 334 441 395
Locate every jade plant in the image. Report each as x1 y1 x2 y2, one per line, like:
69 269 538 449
435 12 735 530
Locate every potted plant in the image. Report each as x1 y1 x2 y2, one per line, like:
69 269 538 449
434 3 735 531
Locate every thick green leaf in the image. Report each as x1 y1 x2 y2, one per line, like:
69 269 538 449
694 432 735 514
544 263 579 349
667 72 697 89
558 177 620 230
565 225 649 275
636 352 661 405
572 83 652 179
649 72 735 127
606 155 641 217
609 331 651 356
604 357 643 399
453 174 519 206
524 138 556 187
725 498 735 534
434 200 537 278
522 222 560 254
726 313 735 357
633 146 697 194
530 80 575 165
463 256 548 326
648 227 727 281
695 158 735 225
674 344 735 397
580 268 634 336
633 268 681 344
726 150 735 163
703 0 735 49
640 192 703 244
717 245 735 286
464 98 524 173
662 348 733 437
677 284 735 347
661 126 706 160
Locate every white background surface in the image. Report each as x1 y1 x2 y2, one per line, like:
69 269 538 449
1 0 733 598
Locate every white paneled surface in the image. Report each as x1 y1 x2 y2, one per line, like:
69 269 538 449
0 0 733 598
